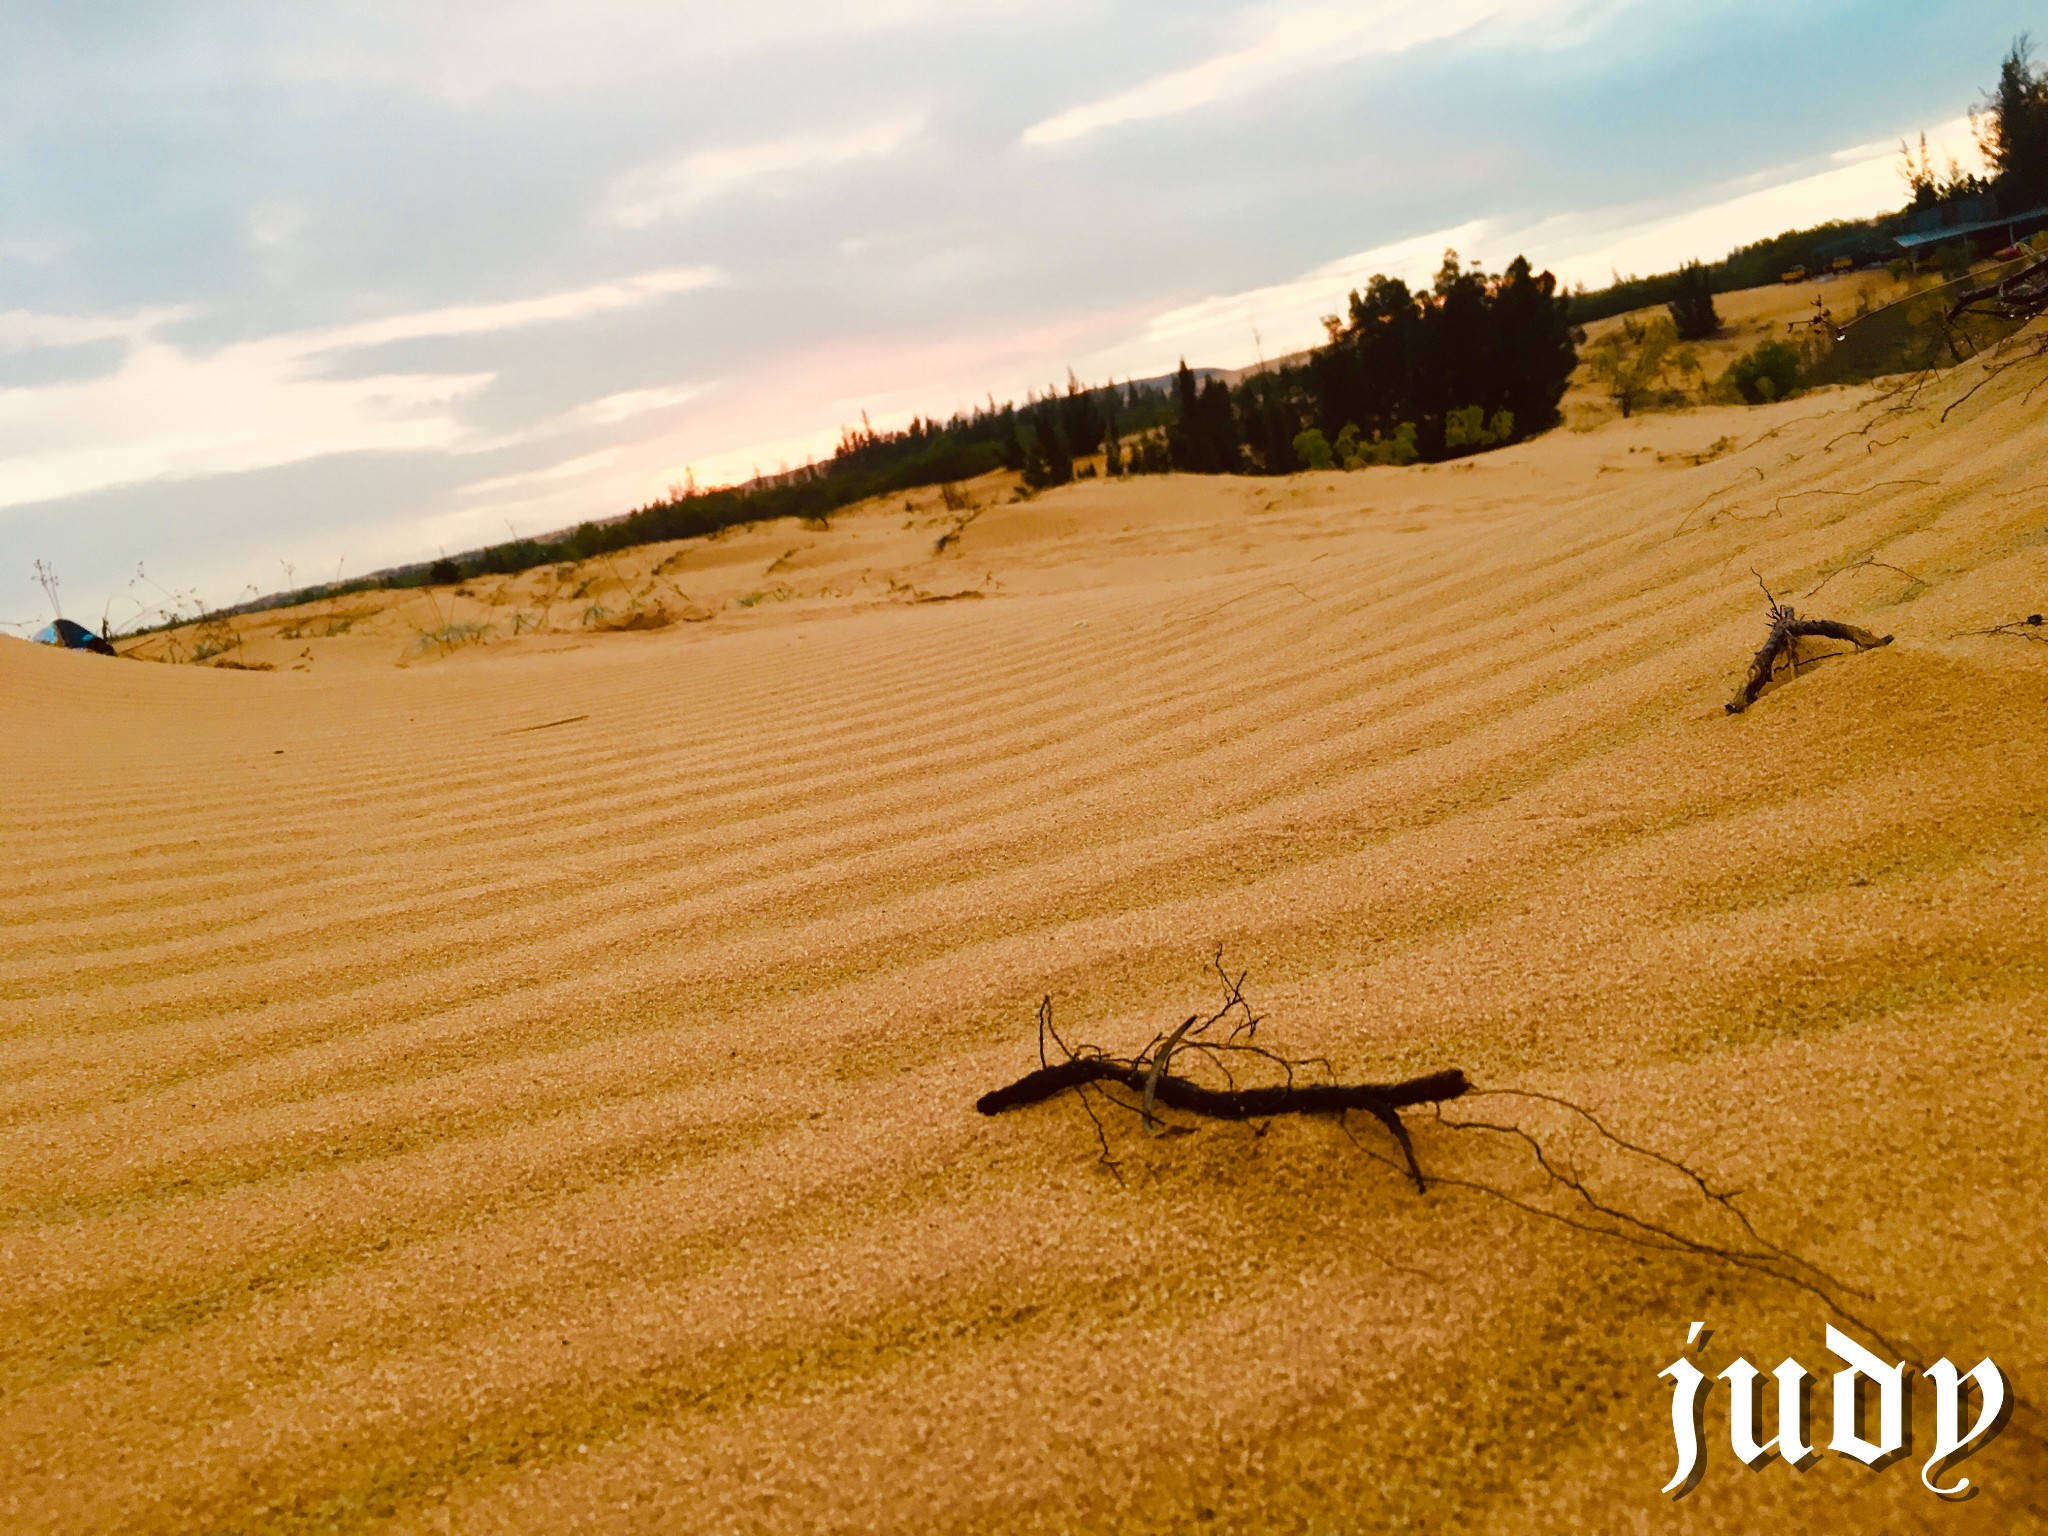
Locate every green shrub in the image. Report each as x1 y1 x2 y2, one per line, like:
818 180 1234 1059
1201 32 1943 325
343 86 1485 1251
1722 340 1801 404
1444 406 1515 452
1295 420 1427 470
1587 314 1683 417
1361 422 1420 466
1293 428 1334 470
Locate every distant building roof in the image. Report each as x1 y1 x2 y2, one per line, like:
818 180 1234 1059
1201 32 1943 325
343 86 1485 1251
1894 207 2048 250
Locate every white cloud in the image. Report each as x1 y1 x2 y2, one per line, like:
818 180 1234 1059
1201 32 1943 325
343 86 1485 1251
296 267 721 351
257 1 1005 103
570 383 707 426
0 268 719 511
606 115 926 228
0 237 65 266
0 305 191 354
246 203 309 249
1023 1 1601 146
457 448 623 498
0 342 487 510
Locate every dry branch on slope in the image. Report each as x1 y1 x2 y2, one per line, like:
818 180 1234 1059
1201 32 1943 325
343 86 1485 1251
1726 575 1892 714
1953 613 2046 643
976 954 1464 1192
977 958 1883 1336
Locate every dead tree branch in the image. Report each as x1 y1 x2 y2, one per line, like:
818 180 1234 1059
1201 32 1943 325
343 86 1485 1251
1726 573 1892 714
980 1057 1470 1182
980 962 1885 1336
1946 252 2048 325
978 956 1466 1191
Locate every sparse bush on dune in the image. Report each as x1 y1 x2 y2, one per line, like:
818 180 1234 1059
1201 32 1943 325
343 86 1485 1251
1100 411 1123 477
1444 405 1514 453
1587 314 1700 417
1292 428 1334 471
189 611 243 663
1123 430 1172 475
1332 421 1419 467
1721 339 1803 404
408 619 493 657
1294 420 1426 471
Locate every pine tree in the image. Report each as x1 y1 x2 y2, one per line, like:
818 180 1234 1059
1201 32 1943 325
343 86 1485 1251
1977 35 2048 209
1060 371 1103 460
1023 406 1072 489
1166 361 1202 470
1041 409 1072 486
1667 261 1720 341
999 407 1025 473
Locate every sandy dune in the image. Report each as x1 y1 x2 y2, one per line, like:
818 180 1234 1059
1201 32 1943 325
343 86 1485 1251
6 320 2048 1533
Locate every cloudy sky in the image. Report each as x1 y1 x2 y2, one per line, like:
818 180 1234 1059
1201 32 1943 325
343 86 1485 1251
0 0 2031 628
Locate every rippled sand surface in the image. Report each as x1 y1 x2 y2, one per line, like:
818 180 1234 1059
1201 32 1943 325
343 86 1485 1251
6 337 2047 1532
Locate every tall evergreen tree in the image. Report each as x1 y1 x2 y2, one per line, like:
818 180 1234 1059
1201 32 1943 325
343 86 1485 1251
1231 370 1301 475
998 407 1026 473
1023 404 1072 489
1978 35 2048 209
1060 370 1103 459
1196 378 1240 472
1485 255 1578 434
1166 361 1203 471
1666 261 1720 341
1164 363 1244 475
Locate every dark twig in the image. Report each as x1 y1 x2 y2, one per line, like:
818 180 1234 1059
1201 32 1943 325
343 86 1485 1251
1951 614 2046 643
1726 572 1892 713
1936 349 2045 422
1946 252 2048 325
1461 1088 1859 1297
982 959 1464 1191
981 1058 1464 1194
1673 467 1765 534
987 965 1877 1333
1803 555 1927 600
1345 1100 1898 1352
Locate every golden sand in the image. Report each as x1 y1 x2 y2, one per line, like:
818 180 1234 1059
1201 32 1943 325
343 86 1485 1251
5 308 2047 1532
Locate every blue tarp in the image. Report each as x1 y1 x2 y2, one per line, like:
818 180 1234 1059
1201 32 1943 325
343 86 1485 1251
32 618 117 655
1893 206 2048 251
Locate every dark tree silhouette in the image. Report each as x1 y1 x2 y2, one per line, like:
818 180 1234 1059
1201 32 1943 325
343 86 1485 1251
1166 362 1243 474
1023 403 1073 489
1166 361 1203 471
1484 255 1579 437
1667 260 1720 341
1060 371 1103 462
1979 34 2048 209
1297 252 1575 463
